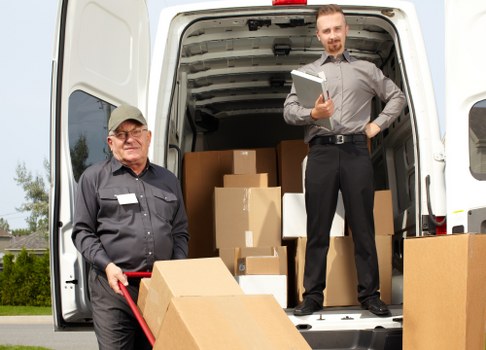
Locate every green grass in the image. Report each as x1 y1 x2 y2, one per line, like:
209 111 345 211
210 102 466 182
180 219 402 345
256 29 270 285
0 306 52 316
0 347 51 350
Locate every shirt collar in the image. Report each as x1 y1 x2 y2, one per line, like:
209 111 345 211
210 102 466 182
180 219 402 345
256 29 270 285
110 156 152 176
320 50 353 64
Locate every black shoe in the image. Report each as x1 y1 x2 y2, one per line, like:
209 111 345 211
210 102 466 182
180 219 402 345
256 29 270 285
361 297 391 317
293 298 323 316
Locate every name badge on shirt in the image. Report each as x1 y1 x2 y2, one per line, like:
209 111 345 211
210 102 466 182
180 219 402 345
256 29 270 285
116 193 138 205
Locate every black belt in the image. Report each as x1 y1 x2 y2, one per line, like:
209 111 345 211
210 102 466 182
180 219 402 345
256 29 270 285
309 134 367 146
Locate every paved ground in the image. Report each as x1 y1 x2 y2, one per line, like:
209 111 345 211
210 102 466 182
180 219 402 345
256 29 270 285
0 316 98 350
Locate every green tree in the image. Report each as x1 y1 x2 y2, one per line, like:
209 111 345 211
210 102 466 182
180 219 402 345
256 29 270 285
70 134 89 181
0 249 51 306
0 218 10 232
14 160 49 236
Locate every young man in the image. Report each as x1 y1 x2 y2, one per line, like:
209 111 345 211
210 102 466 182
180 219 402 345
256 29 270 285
72 104 189 349
284 4 405 317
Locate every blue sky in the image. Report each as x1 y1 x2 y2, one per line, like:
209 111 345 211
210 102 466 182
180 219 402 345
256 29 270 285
0 0 444 230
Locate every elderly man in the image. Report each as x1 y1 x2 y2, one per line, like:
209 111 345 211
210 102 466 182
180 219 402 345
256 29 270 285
72 104 189 349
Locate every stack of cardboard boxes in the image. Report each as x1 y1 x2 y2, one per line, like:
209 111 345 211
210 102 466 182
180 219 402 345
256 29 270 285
181 140 395 309
138 257 311 349
213 150 287 307
292 190 394 307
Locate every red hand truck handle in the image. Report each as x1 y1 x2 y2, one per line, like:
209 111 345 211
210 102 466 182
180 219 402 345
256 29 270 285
118 272 154 346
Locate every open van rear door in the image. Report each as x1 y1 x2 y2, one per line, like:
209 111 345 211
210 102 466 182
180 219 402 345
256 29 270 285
444 0 486 233
50 0 149 328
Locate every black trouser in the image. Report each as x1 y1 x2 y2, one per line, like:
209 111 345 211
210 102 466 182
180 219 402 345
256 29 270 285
89 269 152 350
303 141 380 305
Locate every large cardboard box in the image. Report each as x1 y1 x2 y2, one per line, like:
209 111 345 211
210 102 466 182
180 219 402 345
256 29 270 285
277 140 308 195
232 150 256 174
373 190 394 235
137 278 151 313
223 173 268 187
143 258 243 336
403 234 486 350
296 235 392 306
154 295 311 350
214 187 282 249
183 149 277 258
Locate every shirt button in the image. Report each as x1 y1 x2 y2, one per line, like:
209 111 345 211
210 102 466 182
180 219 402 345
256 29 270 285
140 195 144 198
147 232 151 235
148 252 152 255
144 213 147 216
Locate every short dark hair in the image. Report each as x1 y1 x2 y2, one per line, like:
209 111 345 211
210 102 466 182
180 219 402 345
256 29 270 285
316 4 345 21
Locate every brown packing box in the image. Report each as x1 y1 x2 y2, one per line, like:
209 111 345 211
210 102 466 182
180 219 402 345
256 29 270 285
277 139 308 194
237 256 280 275
223 173 268 187
232 150 256 174
295 235 392 306
214 187 282 249
403 234 486 350
137 278 151 314
218 246 287 276
373 190 394 235
143 258 243 337
183 149 277 258
346 190 394 236
234 246 287 275
154 295 311 350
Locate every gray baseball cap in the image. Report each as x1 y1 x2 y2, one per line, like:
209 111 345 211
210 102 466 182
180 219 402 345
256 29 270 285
108 104 147 132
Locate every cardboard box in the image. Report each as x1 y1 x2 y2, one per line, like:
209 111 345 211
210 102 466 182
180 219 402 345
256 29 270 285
282 192 345 238
214 187 282 249
137 278 151 314
154 295 311 349
255 148 278 186
223 173 268 187
237 256 280 275
234 246 287 275
277 140 308 194
183 151 233 258
232 150 256 174
235 275 288 308
403 234 486 350
296 235 392 306
373 190 394 235
183 149 277 258
143 258 243 336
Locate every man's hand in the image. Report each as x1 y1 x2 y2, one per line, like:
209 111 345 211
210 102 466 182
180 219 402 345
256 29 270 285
364 122 381 138
105 262 128 295
311 95 334 120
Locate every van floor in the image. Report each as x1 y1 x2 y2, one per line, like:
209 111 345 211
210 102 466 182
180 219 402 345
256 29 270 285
287 305 403 350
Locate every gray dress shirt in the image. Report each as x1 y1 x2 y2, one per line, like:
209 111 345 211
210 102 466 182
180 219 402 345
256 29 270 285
284 51 406 143
72 157 189 272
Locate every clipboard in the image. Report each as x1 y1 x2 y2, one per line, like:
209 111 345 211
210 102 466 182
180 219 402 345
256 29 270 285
291 69 333 130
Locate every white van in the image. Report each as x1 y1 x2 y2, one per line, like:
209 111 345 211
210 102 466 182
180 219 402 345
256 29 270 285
49 0 486 346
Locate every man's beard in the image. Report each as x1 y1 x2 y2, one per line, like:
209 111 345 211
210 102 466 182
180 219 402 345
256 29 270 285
326 39 342 55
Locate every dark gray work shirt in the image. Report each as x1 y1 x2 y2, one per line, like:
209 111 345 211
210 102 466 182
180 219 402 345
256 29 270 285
72 157 189 272
283 50 406 143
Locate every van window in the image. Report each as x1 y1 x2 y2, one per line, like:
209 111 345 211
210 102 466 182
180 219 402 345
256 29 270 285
68 91 115 181
469 100 486 180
